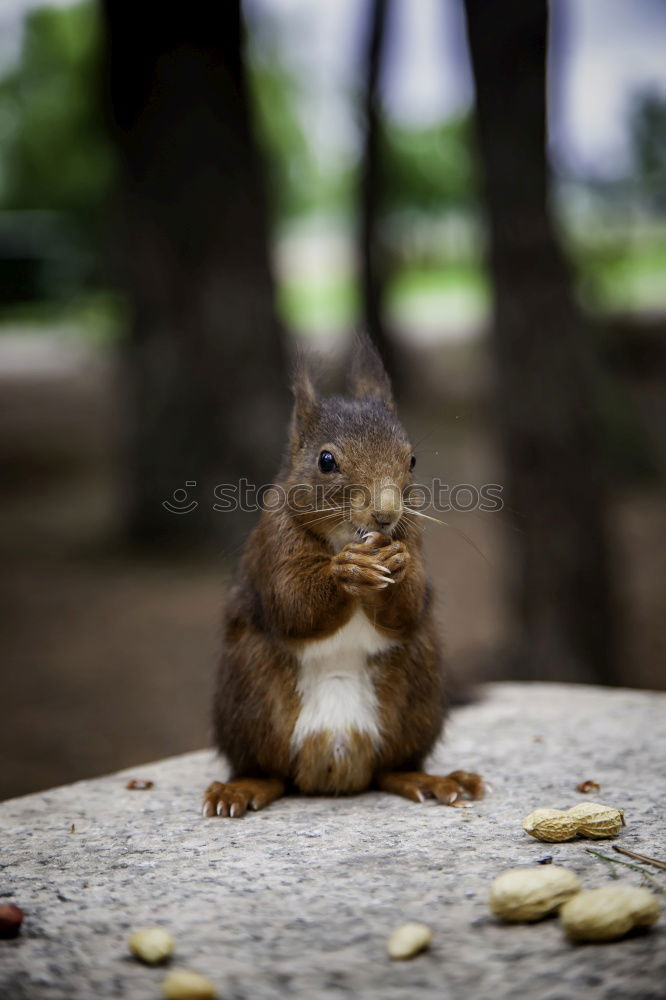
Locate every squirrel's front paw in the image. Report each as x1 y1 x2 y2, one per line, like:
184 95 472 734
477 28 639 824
359 532 410 584
375 539 409 583
331 541 396 596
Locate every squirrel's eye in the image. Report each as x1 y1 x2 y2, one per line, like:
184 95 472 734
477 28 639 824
318 450 338 474
410 454 416 471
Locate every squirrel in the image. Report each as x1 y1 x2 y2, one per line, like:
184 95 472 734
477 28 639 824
203 336 483 818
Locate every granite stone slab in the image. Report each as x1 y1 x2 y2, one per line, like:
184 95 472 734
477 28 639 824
1 682 664 1000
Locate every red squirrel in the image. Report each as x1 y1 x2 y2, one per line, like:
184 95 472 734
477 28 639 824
203 336 483 818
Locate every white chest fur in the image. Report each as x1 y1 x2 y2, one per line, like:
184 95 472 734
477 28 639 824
290 609 395 751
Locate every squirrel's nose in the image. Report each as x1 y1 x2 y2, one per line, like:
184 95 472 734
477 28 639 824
372 512 394 530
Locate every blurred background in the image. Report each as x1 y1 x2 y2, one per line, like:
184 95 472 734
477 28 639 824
1 0 664 801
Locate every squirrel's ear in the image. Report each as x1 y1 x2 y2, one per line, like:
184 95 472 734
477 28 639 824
347 332 395 411
290 358 318 448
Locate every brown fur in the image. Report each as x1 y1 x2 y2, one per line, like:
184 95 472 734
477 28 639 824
293 730 376 795
205 336 482 817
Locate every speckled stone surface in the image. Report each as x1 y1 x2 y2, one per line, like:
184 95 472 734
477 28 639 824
1 682 665 1000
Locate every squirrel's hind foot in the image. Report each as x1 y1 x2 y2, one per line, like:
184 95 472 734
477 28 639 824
202 777 285 818
377 769 485 806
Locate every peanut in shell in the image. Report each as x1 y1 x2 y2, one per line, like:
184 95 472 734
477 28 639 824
560 885 661 942
522 808 579 842
162 969 217 1000
387 922 432 960
128 927 175 965
489 866 581 922
522 802 626 842
566 802 625 838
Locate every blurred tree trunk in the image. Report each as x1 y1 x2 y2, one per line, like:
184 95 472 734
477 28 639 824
462 0 617 683
104 0 289 551
359 0 402 392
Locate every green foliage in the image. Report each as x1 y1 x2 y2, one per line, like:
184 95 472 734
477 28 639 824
380 115 479 216
248 50 322 221
0 2 113 229
247 36 479 225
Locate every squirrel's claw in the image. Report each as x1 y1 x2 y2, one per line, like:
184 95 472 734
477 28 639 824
372 563 392 576
332 539 409 594
202 778 285 819
332 549 397 592
446 769 486 800
377 770 486 806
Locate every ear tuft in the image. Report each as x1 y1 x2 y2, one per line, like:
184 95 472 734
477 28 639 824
290 355 318 448
347 332 395 410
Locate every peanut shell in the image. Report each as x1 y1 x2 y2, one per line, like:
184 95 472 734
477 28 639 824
566 802 625 838
489 866 581 922
387 922 432 960
560 885 661 942
162 968 217 1000
128 926 175 965
522 808 579 842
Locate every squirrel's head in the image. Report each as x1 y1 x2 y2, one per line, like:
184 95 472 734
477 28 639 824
283 335 416 548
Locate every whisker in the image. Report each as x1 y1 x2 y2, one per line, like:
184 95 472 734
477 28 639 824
457 506 524 536
404 507 492 566
299 512 345 529
394 516 411 541
294 506 350 515
410 428 436 451
291 501 353 516
404 507 447 526
298 508 355 530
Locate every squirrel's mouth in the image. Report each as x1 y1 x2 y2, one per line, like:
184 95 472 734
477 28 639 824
322 515 402 553
353 521 398 541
